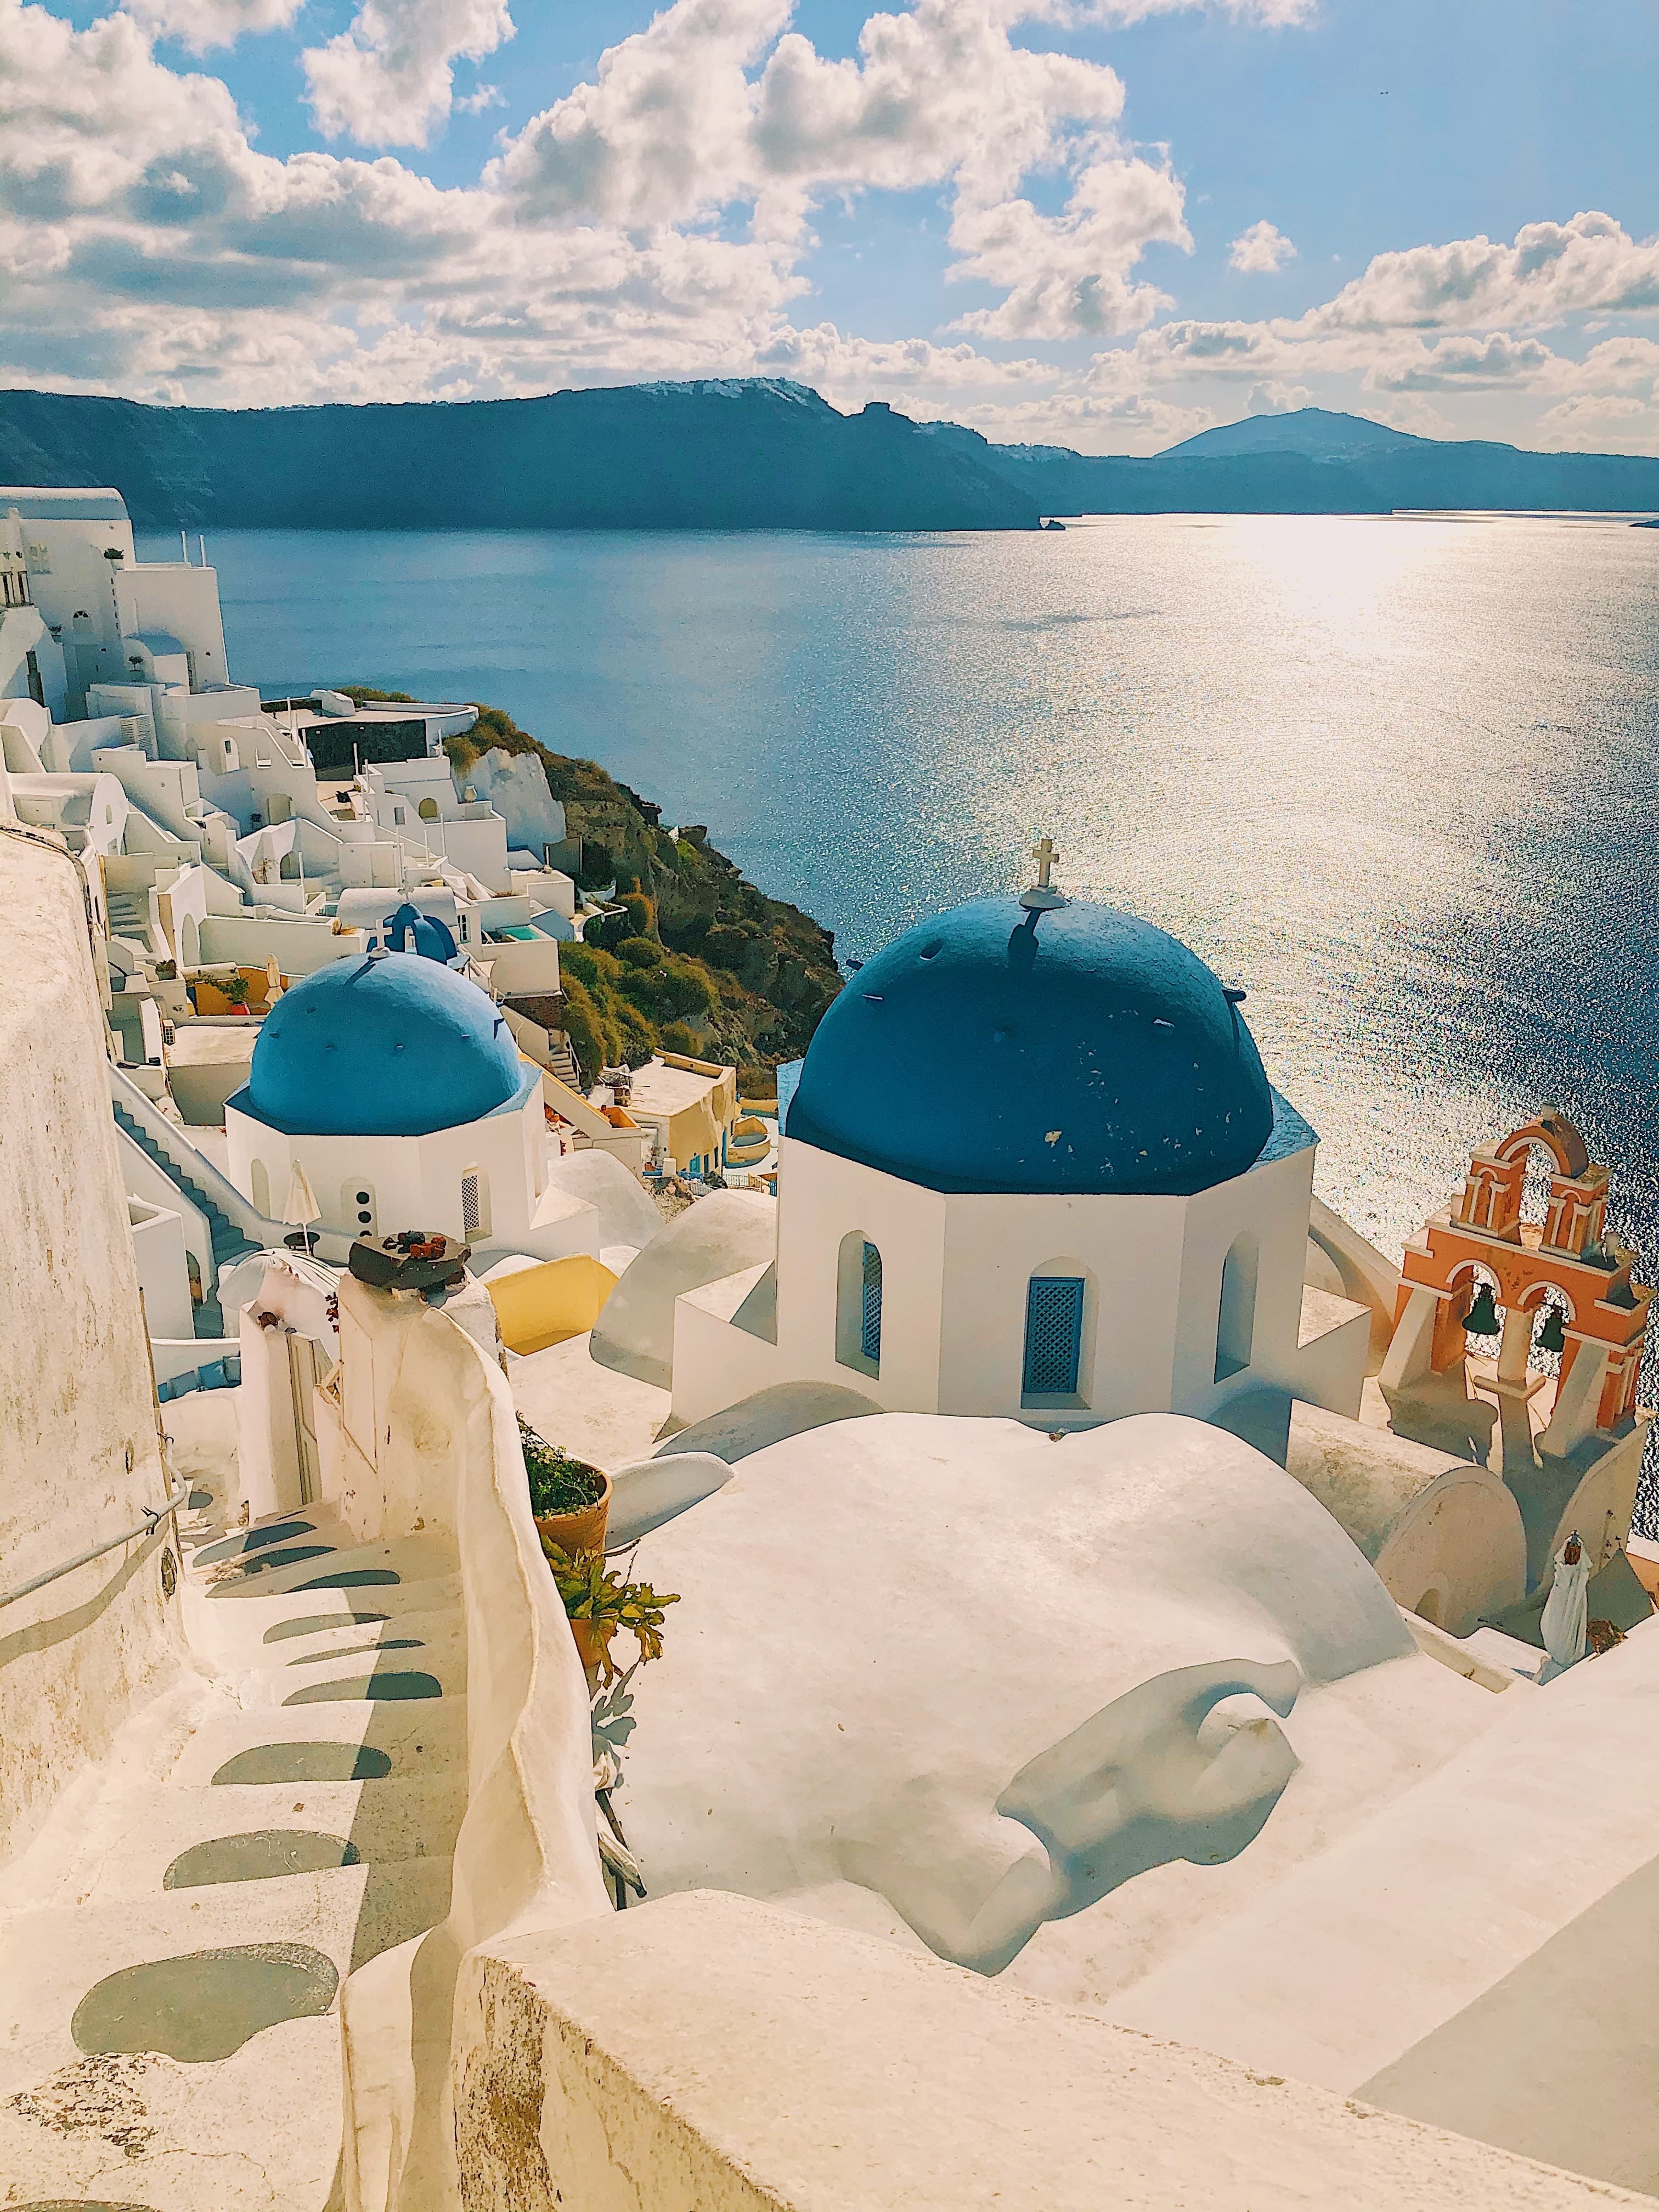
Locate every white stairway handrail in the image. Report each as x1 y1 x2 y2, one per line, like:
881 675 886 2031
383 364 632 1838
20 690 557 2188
108 1060 286 1247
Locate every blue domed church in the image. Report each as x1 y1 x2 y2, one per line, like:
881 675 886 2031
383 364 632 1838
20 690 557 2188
225 949 567 1259
671 848 1372 1442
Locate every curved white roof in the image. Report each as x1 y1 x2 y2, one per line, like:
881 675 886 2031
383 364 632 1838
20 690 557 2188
0 487 130 522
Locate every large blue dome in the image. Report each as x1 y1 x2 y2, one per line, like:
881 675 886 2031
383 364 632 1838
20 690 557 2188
788 896 1274 1196
244 952 526 1138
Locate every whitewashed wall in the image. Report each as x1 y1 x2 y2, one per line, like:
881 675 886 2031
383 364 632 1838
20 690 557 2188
0 833 185 1860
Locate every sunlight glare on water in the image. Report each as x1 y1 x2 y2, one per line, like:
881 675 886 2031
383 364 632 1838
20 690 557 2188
172 511 1659 1286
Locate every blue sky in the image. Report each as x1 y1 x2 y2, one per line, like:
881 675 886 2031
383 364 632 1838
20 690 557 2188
6 0 1658 450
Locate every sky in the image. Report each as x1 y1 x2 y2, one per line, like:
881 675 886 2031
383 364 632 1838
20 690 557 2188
4 0 1658 453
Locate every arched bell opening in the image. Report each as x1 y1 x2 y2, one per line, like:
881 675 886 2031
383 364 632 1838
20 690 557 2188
1520 1284 1575 1381
1452 1264 1503 1350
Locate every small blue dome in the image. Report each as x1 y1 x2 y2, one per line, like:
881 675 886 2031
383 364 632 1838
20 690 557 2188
789 896 1273 1196
246 952 524 1138
383 902 458 964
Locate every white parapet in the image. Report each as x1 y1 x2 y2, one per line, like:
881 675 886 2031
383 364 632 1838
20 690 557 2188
451 1888 1633 2212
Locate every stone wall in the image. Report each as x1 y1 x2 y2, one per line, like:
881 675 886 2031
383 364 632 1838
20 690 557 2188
0 831 186 1859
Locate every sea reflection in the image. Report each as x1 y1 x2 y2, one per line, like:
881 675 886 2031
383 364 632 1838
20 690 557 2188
176 510 1659 1427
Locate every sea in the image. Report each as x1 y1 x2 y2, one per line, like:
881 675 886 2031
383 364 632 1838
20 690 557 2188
142 511 1659 1353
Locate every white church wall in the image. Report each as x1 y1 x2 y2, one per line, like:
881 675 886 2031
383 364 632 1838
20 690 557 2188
772 1139 948 1412
936 1189 1189 1421
1175 1147 1316 1417
1284 1290 1372 1418
672 1266 785 1425
228 1090 544 1249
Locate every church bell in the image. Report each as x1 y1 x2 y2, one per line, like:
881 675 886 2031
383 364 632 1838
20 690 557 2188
1535 1306 1568 1357
1463 1282 1500 1337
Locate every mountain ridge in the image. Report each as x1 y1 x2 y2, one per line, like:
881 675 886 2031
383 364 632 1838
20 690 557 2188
2 382 1656 527
0 382 1039 533
924 405 1659 516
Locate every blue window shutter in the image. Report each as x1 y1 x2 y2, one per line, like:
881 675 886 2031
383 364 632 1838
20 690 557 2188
861 1242 883 1365
1024 1278 1084 1396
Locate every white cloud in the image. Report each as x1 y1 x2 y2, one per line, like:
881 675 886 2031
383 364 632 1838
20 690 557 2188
1365 330 1556 391
1227 218 1294 273
1533 392 1659 454
303 0 516 149
1310 210 1659 335
455 82 504 115
3 0 1656 463
490 0 1186 339
119 0 303 55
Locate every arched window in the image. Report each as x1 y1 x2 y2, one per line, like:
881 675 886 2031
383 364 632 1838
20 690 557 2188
1215 1233 1259 1382
250 1160 269 1217
836 1231 882 1377
461 1167 489 1241
1024 1276 1086 1401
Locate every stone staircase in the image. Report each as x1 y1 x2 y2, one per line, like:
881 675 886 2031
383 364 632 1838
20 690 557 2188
0 1421 469 2211
105 885 154 944
549 1036 583 1091
114 1098 262 1334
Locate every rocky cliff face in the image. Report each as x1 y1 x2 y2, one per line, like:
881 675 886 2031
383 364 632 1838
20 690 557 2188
448 703 843 1088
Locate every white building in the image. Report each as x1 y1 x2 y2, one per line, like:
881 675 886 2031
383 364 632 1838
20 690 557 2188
0 486 232 718
671 866 1369 1439
224 944 594 1265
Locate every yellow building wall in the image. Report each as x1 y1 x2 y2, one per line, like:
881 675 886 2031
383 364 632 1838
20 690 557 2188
488 1254 619 1356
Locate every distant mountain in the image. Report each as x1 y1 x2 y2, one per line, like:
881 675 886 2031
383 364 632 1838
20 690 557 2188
1158 408 1427 460
0 381 1039 533
955 408 1659 517
3 381 1656 529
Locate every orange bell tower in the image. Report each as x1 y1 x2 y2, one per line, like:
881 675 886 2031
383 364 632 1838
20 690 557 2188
1383 1110 1651 1451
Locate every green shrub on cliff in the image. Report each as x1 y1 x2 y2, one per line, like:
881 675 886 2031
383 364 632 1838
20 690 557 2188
447 703 843 1086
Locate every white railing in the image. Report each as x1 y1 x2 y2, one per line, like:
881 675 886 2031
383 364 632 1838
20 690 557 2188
108 1062 285 1248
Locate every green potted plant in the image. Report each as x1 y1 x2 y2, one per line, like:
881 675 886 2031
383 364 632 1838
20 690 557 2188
519 1416 611 1557
541 1539 679 1688
221 973 251 1009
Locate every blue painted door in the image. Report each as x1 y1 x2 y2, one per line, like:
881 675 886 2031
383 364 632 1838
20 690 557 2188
1023 1277 1085 1396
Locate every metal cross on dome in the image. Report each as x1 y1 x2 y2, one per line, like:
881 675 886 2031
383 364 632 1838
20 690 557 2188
1020 833 1068 912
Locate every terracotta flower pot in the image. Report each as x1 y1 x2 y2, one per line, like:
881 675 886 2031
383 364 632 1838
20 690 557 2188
571 1615 618 1690
534 1465 612 1565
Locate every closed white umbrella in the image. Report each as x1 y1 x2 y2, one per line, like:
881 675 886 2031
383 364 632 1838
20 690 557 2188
1539 1532 1590 1684
283 1163 320 1250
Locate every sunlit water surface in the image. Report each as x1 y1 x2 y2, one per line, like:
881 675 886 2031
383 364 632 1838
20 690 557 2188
151 515 1659 1397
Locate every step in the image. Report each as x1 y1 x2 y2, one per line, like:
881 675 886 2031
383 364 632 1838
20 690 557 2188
0 1863 455 2051
69 1774 466 1904
0 2013 342 2211
204 1599 465 1675
244 1655 464 1708
194 1532 460 1606
0 1861 449 2209
171 1696 469 1788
